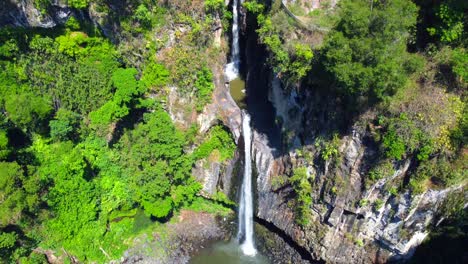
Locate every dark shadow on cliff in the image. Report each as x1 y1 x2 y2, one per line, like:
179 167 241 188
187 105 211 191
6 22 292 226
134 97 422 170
400 208 468 264
243 8 282 158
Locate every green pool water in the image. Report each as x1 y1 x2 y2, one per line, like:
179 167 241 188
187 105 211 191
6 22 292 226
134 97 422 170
190 241 269 264
229 78 247 109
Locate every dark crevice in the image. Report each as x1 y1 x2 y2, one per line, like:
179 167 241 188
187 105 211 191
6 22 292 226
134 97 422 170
342 209 366 220
254 216 324 263
243 5 283 157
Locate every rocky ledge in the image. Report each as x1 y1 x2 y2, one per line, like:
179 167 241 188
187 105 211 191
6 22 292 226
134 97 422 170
122 210 233 264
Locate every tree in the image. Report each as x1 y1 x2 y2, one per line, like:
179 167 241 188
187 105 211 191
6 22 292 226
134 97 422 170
205 0 224 14
0 231 18 262
5 93 52 130
322 0 419 103
289 167 313 226
427 1 467 43
195 66 214 111
0 162 25 226
134 4 152 29
117 109 201 218
49 109 80 141
89 68 140 126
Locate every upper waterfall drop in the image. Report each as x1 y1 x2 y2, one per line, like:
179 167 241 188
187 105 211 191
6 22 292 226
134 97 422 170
238 111 257 256
225 0 241 82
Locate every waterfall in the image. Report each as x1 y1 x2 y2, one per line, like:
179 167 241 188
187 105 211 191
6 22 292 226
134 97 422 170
238 112 257 256
225 0 241 82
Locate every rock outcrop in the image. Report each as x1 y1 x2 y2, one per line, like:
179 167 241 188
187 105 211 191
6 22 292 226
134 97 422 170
0 0 72 28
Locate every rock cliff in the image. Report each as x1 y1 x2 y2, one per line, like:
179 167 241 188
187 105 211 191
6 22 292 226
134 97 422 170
241 53 464 264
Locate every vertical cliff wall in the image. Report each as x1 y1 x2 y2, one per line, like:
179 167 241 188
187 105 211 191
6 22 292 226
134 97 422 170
238 3 465 263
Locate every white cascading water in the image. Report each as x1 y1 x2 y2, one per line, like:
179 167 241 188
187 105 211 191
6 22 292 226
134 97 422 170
225 0 241 82
238 112 257 256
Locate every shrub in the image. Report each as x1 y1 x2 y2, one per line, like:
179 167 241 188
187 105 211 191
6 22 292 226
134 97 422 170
195 67 214 111
355 238 364 247
382 129 406 160
322 0 418 103
141 62 170 90
134 4 152 29
374 199 384 210
369 160 394 182
315 133 341 162
289 167 313 226
359 199 369 207
192 126 236 162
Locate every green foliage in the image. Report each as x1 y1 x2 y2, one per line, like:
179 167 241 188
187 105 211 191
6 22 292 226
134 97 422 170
315 133 340 162
355 238 364 247
195 66 215 111
0 17 228 263
89 68 140 126
410 156 466 195
211 191 235 207
205 0 224 14
0 162 40 227
141 62 169 89
243 1 265 14
25 34 120 114
382 129 406 160
49 109 80 141
55 31 90 57
427 3 466 43
359 199 368 207
248 2 315 83
289 167 313 226
0 130 9 160
117 109 202 219
65 17 81 30
186 197 232 217
192 126 236 162
0 231 18 259
439 189 466 219
205 0 231 31
33 0 51 13
271 174 288 190
134 4 152 29
68 0 89 9
289 43 313 81
0 39 19 58
388 186 398 196
322 0 419 103
450 102 468 148
451 48 467 83
374 199 384 210
369 161 394 181
5 93 52 130
379 113 437 161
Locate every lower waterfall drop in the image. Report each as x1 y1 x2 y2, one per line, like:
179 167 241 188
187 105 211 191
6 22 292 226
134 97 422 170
238 111 257 256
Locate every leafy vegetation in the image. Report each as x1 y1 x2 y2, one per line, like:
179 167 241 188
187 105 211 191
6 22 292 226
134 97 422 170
193 126 236 163
289 167 313 226
245 1 314 84
322 0 421 104
0 1 235 262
